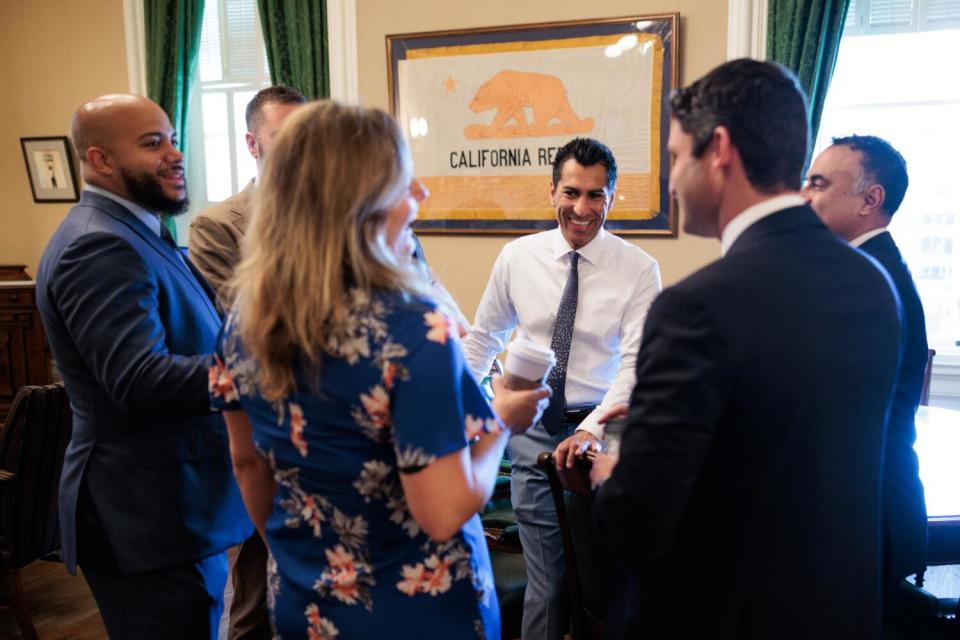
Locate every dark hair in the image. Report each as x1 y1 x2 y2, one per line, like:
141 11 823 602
831 134 909 215
551 138 617 190
245 85 307 132
670 59 810 192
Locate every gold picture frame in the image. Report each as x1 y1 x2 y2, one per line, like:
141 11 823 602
386 14 679 236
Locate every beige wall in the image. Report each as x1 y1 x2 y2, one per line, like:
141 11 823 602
0 0 128 278
0 0 725 311
357 0 724 318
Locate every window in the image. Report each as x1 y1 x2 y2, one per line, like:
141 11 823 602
815 0 960 358
178 0 270 235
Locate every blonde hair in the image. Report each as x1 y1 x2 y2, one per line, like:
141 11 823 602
233 100 428 400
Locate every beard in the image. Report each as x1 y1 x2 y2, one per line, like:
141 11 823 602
121 168 189 215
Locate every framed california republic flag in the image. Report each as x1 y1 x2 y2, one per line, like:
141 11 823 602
386 14 679 236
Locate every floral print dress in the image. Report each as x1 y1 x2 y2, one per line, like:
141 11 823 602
210 290 503 640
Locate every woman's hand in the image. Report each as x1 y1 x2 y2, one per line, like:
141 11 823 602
490 376 551 434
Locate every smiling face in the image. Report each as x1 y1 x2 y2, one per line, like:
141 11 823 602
667 118 722 238
550 158 614 250
86 97 188 214
383 178 429 260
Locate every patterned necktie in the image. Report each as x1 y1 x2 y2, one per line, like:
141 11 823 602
541 251 579 435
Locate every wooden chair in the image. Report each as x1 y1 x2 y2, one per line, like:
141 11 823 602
482 459 522 553
920 348 936 406
0 384 73 639
537 451 609 640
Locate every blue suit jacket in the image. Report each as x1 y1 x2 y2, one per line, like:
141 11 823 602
860 230 928 580
36 191 252 575
597 206 902 639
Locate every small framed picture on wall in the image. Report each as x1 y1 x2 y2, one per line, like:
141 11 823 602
20 136 80 203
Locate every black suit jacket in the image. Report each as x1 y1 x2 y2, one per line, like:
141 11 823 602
860 231 928 581
36 191 252 575
597 206 902 639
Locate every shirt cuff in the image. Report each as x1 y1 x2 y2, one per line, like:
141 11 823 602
576 415 604 439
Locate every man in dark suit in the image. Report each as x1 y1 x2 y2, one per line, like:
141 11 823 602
591 60 903 639
805 135 929 595
36 94 252 639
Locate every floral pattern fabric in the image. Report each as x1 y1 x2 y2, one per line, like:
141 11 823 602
211 290 502 639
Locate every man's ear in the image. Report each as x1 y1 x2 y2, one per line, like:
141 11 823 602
606 188 617 213
711 126 734 169
549 180 558 207
861 183 886 217
86 147 113 176
246 131 258 160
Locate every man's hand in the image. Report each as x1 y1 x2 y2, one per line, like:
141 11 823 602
555 429 601 469
589 452 617 489
490 376 551 435
597 402 629 426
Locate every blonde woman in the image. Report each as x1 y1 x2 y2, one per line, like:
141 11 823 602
209 101 548 640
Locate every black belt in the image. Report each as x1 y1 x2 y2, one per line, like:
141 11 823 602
563 406 596 425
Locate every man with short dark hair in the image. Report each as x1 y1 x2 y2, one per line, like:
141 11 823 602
592 60 903 639
189 85 305 640
36 94 252 639
189 85 306 305
805 135 928 588
463 137 661 640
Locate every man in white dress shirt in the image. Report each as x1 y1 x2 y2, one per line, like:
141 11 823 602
462 137 661 640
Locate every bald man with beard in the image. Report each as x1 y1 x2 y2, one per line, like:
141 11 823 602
36 95 252 639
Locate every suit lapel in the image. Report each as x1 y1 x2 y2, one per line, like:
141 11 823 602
231 180 255 235
84 192 222 322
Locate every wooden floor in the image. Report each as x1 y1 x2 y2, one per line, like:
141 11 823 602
0 551 237 640
0 555 956 638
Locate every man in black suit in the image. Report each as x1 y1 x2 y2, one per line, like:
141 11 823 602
37 94 252 639
591 60 903 639
805 135 928 591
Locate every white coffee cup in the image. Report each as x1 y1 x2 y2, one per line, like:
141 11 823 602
503 339 556 390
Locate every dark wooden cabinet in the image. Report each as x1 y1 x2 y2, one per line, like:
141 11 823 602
0 266 53 424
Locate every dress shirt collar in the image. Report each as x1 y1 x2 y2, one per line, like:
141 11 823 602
85 184 162 237
850 227 888 248
720 193 806 256
550 226 607 265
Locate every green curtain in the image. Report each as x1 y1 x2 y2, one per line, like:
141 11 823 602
767 0 851 144
144 0 205 240
257 0 329 99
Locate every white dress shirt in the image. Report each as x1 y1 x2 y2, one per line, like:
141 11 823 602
720 193 807 256
462 227 661 438
850 227 889 248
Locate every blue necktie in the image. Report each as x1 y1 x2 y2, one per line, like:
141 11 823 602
541 251 579 435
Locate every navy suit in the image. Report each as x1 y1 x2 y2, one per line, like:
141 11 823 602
860 231 928 582
597 206 902 639
37 191 252 633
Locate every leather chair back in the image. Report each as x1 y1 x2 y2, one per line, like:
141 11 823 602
0 384 72 569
